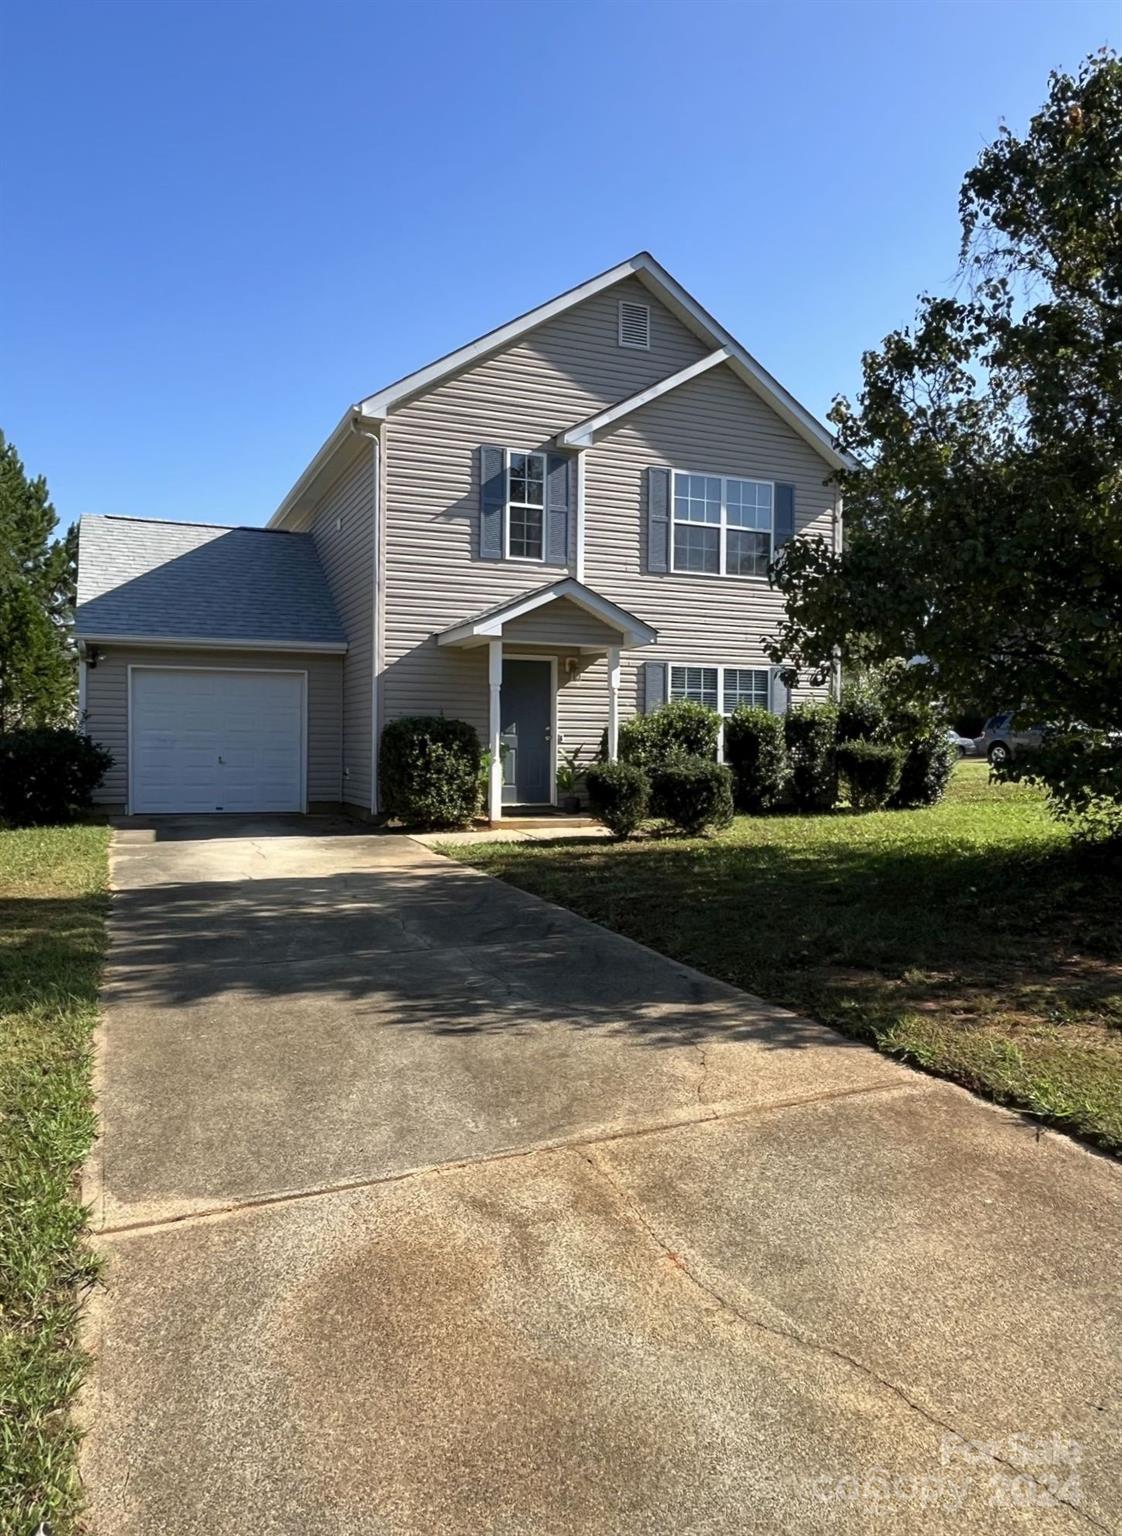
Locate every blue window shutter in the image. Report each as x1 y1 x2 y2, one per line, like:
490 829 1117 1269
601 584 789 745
647 466 670 573
545 453 571 568
773 483 796 552
643 661 667 713
479 445 506 560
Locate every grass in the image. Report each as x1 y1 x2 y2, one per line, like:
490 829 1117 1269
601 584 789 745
0 824 109 1535
446 762 1122 1154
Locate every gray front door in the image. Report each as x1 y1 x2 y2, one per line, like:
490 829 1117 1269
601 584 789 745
501 659 552 805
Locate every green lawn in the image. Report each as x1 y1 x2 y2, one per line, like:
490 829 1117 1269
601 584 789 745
447 763 1122 1154
0 824 109 1535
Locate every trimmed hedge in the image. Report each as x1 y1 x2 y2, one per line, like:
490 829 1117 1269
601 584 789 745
0 728 112 826
586 760 650 837
618 699 719 771
836 739 903 811
724 706 788 812
784 702 838 812
837 680 888 744
651 756 734 835
892 731 957 808
379 715 482 827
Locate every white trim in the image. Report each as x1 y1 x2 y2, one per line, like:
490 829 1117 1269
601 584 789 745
436 576 656 650
354 252 849 471
574 449 587 582
488 639 503 823
126 664 309 816
503 448 546 563
668 662 773 719
75 633 347 654
669 469 775 582
503 651 558 808
268 409 375 530
617 298 650 350
606 646 620 762
558 350 729 448
358 257 649 420
77 655 87 731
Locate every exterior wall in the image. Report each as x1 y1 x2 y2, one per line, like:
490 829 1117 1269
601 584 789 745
84 645 343 808
582 361 835 732
378 275 837 775
307 443 375 809
380 277 709 741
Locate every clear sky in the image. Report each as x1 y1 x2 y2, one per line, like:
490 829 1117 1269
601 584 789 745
2 0 1116 532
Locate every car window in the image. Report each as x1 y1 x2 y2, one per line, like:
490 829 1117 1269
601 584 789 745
984 713 1010 731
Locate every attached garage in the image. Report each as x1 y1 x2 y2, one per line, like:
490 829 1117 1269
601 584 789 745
129 667 307 814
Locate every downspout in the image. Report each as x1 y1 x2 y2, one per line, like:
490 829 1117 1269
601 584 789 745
76 641 87 731
833 494 844 701
351 415 383 816
574 449 587 582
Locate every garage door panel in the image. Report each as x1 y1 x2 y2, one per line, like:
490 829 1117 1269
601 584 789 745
131 669 304 814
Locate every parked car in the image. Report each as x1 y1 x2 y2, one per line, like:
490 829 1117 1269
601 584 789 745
945 727 977 758
975 710 1045 766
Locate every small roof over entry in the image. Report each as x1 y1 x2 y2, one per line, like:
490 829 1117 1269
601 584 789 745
435 577 657 651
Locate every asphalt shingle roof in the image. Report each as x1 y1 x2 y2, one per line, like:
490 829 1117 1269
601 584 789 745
75 516 347 647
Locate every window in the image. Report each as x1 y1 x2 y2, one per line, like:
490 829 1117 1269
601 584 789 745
671 664 772 716
723 668 771 713
670 665 719 711
507 451 545 560
672 472 773 578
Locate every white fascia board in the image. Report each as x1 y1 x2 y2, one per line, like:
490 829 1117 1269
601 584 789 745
436 577 656 650
74 633 348 654
268 409 377 529
558 349 730 447
359 256 648 419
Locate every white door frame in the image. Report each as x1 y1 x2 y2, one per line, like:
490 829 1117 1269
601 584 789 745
127 664 309 815
501 651 558 807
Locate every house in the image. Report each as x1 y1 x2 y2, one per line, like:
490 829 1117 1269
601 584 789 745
75 253 845 821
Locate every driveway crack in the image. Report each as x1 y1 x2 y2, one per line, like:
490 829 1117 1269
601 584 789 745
579 1149 1111 1535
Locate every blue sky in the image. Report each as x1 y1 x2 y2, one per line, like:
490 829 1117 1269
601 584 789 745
2 0 1116 532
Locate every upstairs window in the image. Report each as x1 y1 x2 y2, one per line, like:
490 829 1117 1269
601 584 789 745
507 451 545 560
672 472 774 578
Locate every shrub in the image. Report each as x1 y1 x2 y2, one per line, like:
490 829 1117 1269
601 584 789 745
379 715 482 827
0 728 112 826
784 702 838 812
892 731 957 809
586 760 650 837
724 706 788 812
650 755 735 835
836 739 904 811
618 699 719 771
837 680 887 743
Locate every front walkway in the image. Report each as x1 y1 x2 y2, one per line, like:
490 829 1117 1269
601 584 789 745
81 819 1122 1533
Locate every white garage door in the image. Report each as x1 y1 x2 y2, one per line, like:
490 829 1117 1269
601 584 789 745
130 668 305 814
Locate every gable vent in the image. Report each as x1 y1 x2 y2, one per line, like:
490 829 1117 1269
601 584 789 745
618 299 650 350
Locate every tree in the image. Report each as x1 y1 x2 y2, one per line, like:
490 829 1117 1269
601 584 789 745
769 50 1122 834
0 434 75 730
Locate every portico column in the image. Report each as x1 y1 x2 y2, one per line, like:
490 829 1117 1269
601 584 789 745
607 645 620 762
488 638 503 823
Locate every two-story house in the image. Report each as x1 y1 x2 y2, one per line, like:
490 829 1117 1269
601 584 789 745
75 253 844 821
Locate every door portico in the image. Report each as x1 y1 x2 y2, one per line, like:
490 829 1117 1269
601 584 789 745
435 577 656 824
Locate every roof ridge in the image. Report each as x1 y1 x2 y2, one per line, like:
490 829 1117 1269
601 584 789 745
86 514 305 536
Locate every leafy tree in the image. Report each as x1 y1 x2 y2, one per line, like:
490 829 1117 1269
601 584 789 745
0 434 75 730
769 51 1122 834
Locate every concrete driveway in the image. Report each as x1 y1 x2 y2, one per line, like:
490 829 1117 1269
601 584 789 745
82 819 1122 1534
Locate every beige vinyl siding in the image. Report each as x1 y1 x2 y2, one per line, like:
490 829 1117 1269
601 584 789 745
382 278 708 738
84 646 343 808
502 599 624 649
380 275 837 766
308 444 375 809
578 361 835 752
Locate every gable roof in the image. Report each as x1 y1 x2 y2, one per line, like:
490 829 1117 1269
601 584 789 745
75 515 347 650
435 577 656 650
269 252 846 526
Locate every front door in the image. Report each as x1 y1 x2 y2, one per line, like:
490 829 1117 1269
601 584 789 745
500 659 553 805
